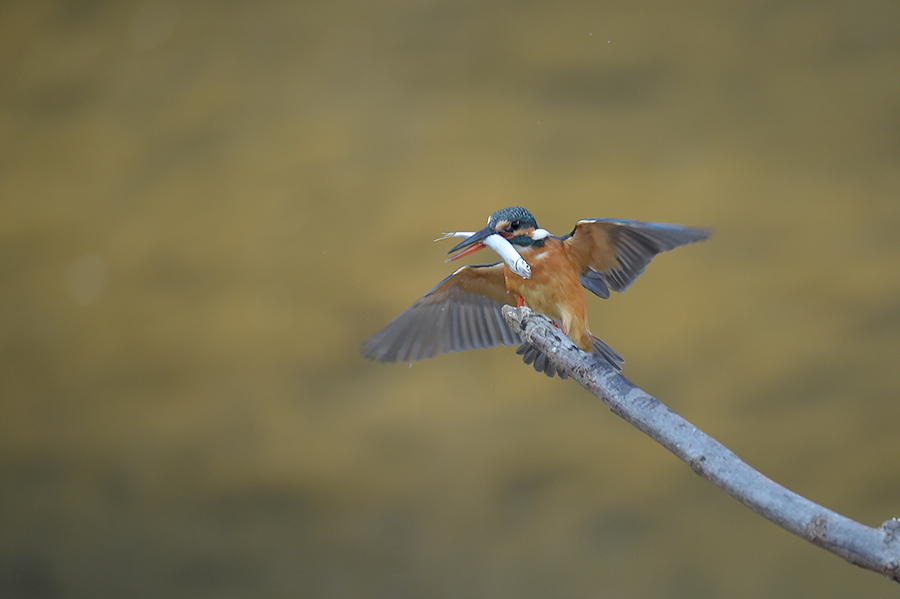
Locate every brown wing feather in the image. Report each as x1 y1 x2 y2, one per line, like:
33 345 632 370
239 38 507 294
564 219 710 299
361 263 522 363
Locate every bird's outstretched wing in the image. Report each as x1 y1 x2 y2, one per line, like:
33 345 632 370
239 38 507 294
563 219 711 299
361 263 522 363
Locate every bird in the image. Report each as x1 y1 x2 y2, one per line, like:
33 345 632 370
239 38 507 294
361 206 710 378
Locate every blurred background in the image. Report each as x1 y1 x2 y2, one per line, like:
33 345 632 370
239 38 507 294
2 0 899 597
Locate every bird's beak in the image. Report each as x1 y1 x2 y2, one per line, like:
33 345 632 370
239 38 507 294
445 226 495 262
437 227 531 279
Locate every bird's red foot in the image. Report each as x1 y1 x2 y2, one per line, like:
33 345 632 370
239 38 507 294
516 295 525 307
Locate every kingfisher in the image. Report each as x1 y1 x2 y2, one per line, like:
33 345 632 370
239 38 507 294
361 207 710 378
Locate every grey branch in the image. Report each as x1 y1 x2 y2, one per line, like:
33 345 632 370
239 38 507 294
501 306 900 583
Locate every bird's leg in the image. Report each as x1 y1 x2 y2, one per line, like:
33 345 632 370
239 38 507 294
516 294 525 308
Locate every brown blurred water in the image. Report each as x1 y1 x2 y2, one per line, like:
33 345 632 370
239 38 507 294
2 1 899 597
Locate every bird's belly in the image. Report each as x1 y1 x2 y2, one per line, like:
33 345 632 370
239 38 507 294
505 252 588 341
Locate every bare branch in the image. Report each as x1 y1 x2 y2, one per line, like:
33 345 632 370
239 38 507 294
502 305 900 583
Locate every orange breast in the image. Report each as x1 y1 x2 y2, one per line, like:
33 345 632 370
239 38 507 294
503 239 593 351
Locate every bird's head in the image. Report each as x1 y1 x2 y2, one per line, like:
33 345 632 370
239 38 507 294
485 206 539 242
444 206 549 262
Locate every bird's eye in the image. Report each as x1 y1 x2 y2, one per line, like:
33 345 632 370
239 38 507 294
509 220 520 230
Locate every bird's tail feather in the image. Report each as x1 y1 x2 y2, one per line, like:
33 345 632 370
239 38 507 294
516 336 623 379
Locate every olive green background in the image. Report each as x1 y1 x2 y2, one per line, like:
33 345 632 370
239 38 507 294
2 1 899 597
